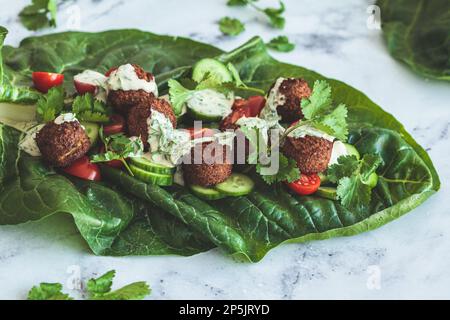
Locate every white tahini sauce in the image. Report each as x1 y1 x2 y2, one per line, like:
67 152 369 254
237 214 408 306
54 113 79 125
19 124 45 156
105 64 158 96
74 70 107 87
328 140 349 166
260 77 285 125
288 124 335 142
187 89 234 119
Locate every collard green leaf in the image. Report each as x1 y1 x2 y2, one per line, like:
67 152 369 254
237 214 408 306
377 0 450 81
0 30 440 262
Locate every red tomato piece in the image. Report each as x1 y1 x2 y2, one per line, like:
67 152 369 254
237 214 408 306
32 72 64 93
187 127 215 140
62 156 101 181
286 173 321 196
105 67 118 77
103 114 125 136
74 79 96 95
246 96 266 117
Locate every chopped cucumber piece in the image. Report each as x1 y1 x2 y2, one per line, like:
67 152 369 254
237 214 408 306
344 143 360 160
187 107 223 122
190 184 226 200
81 122 99 147
129 164 173 186
192 58 232 84
215 173 254 196
315 186 337 200
129 157 175 175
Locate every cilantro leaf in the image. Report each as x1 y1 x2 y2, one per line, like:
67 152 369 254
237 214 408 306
327 154 383 212
168 79 193 116
227 0 250 6
91 282 151 300
219 17 245 36
36 86 65 122
266 36 295 52
28 283 72 300
86 270 115 297
294 80 349 141
257 153 300 184
72 93 111 123
263 1 286 29
19 0 57 31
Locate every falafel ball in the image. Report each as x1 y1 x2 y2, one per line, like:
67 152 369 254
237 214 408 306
282 135 333 174
268 78 312 123
127 97 177 149
107 64 156 114
182 141 233 187
35 121 91 167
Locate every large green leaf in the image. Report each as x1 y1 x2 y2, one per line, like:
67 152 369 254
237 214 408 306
377 0 450 81
0 29 440 262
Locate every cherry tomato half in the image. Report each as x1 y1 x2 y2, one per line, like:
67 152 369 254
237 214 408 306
105 67 118 77
227 96 266 125
103 114 125 136
187 127 215 140
32 72 64 93
246 96 266 117
286 173 321 196
62 156 101 181
74 79 96 95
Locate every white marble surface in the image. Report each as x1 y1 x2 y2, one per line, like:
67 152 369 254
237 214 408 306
0 0 449 300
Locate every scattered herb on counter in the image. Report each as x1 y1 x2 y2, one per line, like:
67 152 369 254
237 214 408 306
226 0 286 29
19 0 57 31
219 17 246 36
28 270 151 300
266 35 295 52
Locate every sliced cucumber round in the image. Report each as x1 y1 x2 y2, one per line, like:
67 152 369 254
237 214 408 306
81 122 99 147
192 58 232 84
129 157 175 175
344 143 360 160
129 164 173 186
315 187 337 200
187 107 223 122
215 173 254 197
190 184 226 201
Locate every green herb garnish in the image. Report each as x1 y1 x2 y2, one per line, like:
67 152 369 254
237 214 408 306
219 17 245 36
19 0 57 31
36 85 65 122
266 36 295 52
72 93 111 123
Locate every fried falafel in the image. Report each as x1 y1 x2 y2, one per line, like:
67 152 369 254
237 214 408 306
36 120 91 167
267 78 312 123
282 135 333 174
127 97 177 149
182 141 233 187
107 64 157 114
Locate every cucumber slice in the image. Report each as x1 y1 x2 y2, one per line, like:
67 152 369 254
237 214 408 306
192 58 232 84
315 186 337 200
344 143 360 160
190 184 226 200
187 107 223 122
129 164 173 186
81 122 99 147
215 173 254 196
130 157 175 175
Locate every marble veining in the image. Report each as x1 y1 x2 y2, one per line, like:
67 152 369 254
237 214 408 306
0 0 449 299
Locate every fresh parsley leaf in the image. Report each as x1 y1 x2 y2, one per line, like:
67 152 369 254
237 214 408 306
36 85 65 122
266 36 295 52
86 270 115 297
19 0 57 31
91 282 151 300
327 154 383 212
28 283 72 300
263 1 286 29
219 17 245 36
72 93 111 123
257 153 300 184
294 80 349 141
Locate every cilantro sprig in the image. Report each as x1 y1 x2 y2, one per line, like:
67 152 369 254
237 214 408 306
226 0 286 29
28 270 151 300
285 80 349 142
36 86 65 122
19 0 57 31
327 154 383 212
219 17 245 36
91 128 144 175
71 93 111 123
266 36 295 52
